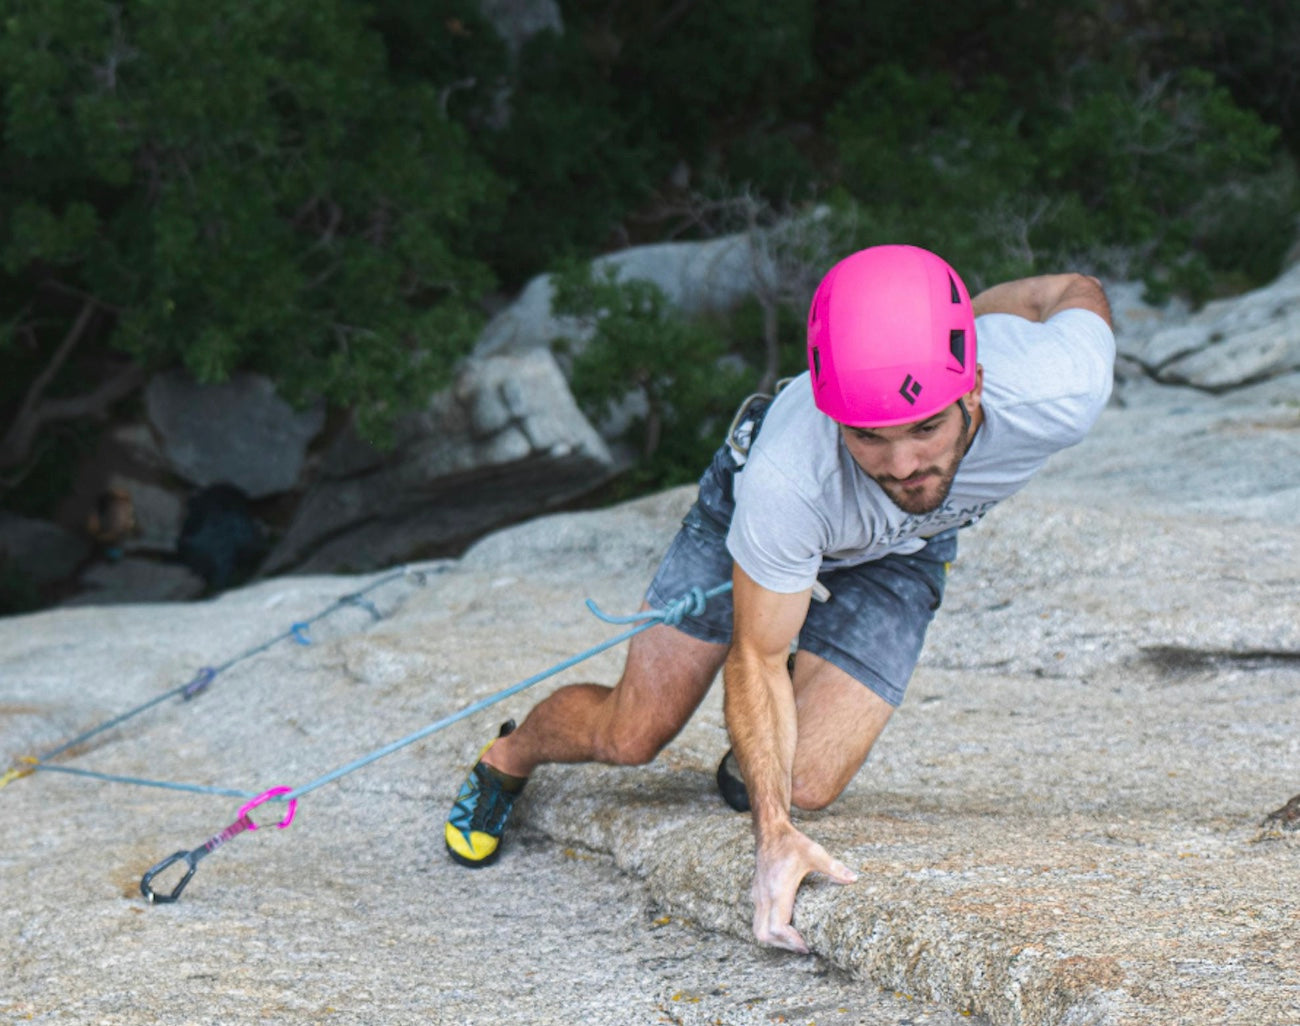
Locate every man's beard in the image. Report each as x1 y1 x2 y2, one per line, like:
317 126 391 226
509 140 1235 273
871 437 968 515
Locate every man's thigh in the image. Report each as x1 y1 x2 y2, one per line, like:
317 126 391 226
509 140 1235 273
607 620 728 750
644 497 737 646
789 649 895 809
797 529 957 708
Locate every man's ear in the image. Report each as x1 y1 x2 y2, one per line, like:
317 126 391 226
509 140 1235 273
964 365 984 414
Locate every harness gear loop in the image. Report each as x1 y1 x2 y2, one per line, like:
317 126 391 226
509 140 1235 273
724 379 793 467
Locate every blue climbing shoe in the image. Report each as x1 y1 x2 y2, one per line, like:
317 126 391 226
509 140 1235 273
445 721 526 867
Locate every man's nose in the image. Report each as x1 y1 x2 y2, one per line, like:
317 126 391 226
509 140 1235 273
883 442 923 480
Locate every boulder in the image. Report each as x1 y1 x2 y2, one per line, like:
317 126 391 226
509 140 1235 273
259 347 615 575
62 556 205 606
479 0 563 56
144 371 326 499
476 233 769 357
112 477 186 555
1103 279 1191 348
1117 263 1300 389
0 513 91 588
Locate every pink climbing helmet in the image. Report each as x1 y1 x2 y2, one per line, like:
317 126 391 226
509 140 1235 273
807 244 977 427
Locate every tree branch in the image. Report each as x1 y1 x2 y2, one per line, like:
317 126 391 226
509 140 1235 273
33 361 146 424
0 297 145 470
7 297 99 434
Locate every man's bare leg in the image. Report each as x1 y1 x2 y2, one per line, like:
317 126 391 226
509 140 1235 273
483 617 729 778
787 650 895 811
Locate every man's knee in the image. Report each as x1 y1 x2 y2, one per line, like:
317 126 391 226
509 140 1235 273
592 720 669 766
790 774 847 812
591 629 722 766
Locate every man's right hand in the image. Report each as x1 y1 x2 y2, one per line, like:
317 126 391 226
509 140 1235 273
751 822 858 953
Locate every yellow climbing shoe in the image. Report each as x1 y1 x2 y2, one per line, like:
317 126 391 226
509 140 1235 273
444 721 525 868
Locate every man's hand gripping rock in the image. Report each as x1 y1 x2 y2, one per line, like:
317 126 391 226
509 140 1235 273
752 821 858 953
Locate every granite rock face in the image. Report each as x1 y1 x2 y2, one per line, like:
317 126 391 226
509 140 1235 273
2 353 1298 1023
1116 263 1300 390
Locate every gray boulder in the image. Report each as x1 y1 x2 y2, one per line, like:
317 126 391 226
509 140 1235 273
112 477 186 555
1117 263 1300 389
479 0 562 56
144 371 326 499
0 513 90 588
63 556 205 606
260 347 615 575
476 233 769 357
1103 279 1192 349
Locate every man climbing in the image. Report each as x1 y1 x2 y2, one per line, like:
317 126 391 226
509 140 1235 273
445 244 1115 953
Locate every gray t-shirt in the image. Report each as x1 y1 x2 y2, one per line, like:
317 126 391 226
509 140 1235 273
727 308 1116 593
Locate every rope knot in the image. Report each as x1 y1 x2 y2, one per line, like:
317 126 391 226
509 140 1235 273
659 586 709 627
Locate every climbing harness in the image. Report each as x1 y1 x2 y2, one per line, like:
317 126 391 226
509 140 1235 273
724 379 792 468
1 568 733 903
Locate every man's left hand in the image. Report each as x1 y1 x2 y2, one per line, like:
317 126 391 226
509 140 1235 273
751 823 858 953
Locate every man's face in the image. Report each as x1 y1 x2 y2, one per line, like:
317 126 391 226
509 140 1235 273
839 374 983 515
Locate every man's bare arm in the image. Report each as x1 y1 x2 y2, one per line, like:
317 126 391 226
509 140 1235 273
971 273 1112 327
725 564 857 953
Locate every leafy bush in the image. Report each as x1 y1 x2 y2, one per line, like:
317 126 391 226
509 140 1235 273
828 62 1297 299
551 263 751 492
0 0 497 461
3 0 1299 527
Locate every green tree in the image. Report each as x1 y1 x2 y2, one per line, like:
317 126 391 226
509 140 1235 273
0 0 497 501
552 262 749 492
828 61 1296 299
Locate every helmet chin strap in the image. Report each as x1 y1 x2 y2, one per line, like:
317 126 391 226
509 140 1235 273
957 396 982 459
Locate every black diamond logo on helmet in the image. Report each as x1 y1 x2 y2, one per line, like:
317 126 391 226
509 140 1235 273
899 375 923 404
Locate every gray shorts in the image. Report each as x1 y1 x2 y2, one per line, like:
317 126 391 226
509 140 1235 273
645 430 956 708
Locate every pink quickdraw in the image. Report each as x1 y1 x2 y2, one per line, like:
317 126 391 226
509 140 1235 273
239 786 298 830
140 786 297 903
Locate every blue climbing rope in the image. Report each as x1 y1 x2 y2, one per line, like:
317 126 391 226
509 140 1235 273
0 566 432 791
3 569 732 901
281 579 733 801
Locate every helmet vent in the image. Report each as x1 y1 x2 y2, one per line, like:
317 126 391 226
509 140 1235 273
811 347 821 380
949 274 961 304
949 329 966 368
